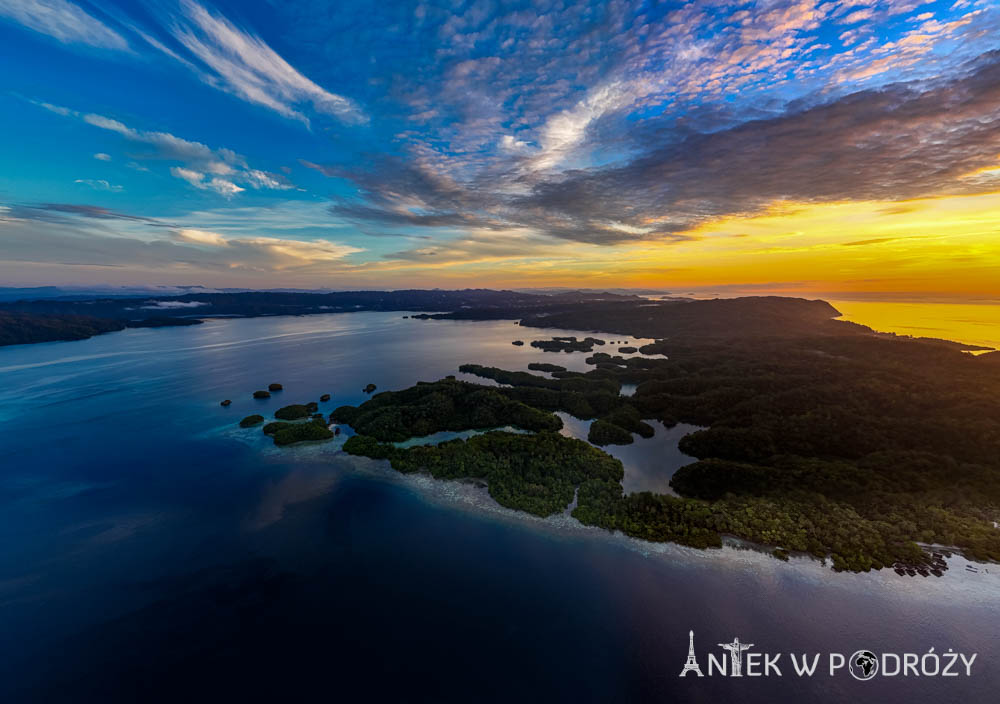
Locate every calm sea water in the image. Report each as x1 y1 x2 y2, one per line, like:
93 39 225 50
0 312 997 703
831 300 1000 351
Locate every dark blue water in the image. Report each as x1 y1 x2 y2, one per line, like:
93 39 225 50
1 313 997 703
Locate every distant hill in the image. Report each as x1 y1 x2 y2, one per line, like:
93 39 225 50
980 351 1000 364
0 311 125 346
1 289 988 352
520 296 855 339
0 289 629 324
415 295 863 339
0 289 622 347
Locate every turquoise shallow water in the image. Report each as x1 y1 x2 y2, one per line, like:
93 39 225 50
0 312 997 703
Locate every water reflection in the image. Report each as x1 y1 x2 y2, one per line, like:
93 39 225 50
557 412 703 494
832 300 1000 351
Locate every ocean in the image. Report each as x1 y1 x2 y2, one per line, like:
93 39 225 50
0 312 996 702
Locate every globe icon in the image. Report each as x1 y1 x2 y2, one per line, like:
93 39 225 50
849 650 878 680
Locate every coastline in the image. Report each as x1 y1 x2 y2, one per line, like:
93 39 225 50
223 416 1000 592
283 442 1000 605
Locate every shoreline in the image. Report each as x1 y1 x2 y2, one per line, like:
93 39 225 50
239 423 1000 597
295 444 1000 604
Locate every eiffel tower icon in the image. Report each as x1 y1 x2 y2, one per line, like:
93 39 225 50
679 630 704 677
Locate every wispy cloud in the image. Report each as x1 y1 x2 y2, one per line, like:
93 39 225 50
0 0 128 50
74 178 123 192
4 0 363 128
36 101 292 197
161 0 365 126
170 167 244 197
0 202 364 275
173 227 363 265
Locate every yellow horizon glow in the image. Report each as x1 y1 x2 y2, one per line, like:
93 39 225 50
590 191 1000 296
340 190 1000 297
830 300 1000 351
5 191 998 300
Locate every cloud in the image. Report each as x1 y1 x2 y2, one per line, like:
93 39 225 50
161 0 365 126
35 101 293 196
28 203 156 222
500 135 531 154
530 81 633 171
234 236 362 264
537 52 1000 230
170 167 244 197
82 113 237 173
170 224 364 267
303 156 500 230
0 0 128 50
0 202 364 276
316 51 1000 245
93 152 111 161
8 1 364 128
74 178 123 192
176 228 228 246
140 300 208 309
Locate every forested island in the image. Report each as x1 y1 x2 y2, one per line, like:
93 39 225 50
0 310 198 346
263 418 334 446
322 302 1000 574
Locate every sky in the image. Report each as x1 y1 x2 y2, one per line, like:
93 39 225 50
0 0 998 298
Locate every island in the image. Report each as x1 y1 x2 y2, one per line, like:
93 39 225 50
239 414 264 427
125 317 202 329
344 430 622 516
527 362 566 373
274 404 310 420
252 390 271 399
268 383 283 392
0 311 125 346
530 336 606 353
586 404 654 446
323 313 1000 574
330 379 562 442
220 399 232 407
262 418 334 446
0 311 209 347
320 394 331 402
363 384 377 394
